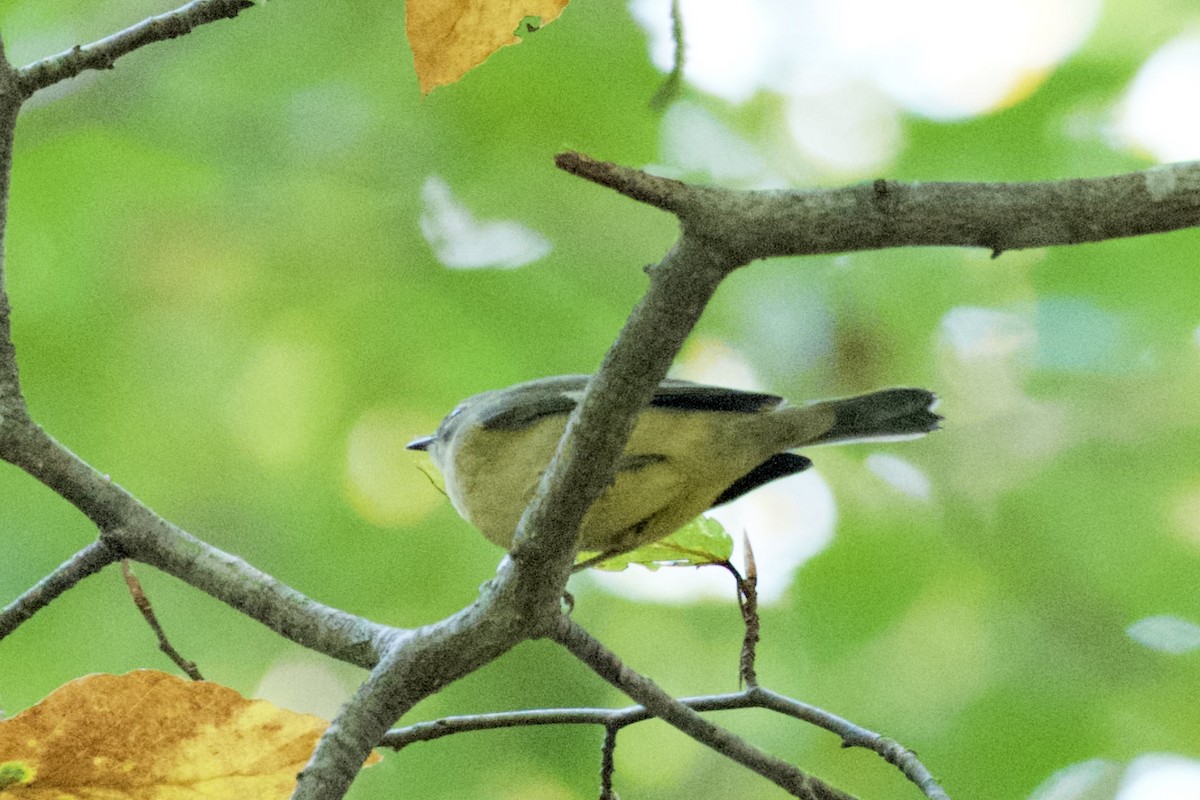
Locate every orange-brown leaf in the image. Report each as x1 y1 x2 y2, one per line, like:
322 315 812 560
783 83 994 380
0 670 378 799
407 0 570 94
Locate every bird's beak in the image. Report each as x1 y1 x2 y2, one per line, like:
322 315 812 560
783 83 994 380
406 435 435 452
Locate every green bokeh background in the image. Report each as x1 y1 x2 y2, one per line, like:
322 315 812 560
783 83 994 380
1 2 1198 799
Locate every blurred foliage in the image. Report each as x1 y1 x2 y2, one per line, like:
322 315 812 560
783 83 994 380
0 2 1198 800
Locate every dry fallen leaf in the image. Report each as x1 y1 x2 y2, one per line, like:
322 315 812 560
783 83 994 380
407 0 570 94
0 670 378 798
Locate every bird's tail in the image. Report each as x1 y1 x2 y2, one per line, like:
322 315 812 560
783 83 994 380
802 388 941 446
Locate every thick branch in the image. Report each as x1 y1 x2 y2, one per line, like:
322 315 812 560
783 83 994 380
556 152 1200 260
0 421 388 668
15 0 255 98
294 594 530 799
0 46 24 427
500 234 733 616
295 229 739 798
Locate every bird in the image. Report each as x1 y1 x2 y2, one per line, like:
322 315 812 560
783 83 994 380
408 375 940 566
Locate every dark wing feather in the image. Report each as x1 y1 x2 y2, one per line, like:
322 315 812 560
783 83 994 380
709 453 813 508
479 393 578 430
479 377 781 430
650 380 783 414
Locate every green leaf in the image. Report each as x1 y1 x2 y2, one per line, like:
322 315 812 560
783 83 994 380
582 516 734 571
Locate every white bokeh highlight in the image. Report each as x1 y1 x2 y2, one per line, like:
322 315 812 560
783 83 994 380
658 102 774 185
1028 759 1118 800
940 305 1037 361
1126 615 1200 655
866 453 933 502
1117 34 1200 162
630 0 782 104
632 0 1099 174
813 0 1100 119
419 176 551 270
1116 755 1200 800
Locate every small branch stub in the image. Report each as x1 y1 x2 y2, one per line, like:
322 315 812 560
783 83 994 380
121 560 204 680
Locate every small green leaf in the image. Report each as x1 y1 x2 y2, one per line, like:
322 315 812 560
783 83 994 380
582 516 734 571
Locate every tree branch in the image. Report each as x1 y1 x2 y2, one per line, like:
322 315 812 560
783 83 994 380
14 0 255 98
556 151 1200 259
501 233 735 617
121 560 205 680
294 593 531 799
0 541 120 638
0 44 25 431
0 12 958 800
753 687 950 800
0 422 389 669
380 687 951 800
550 616 856 800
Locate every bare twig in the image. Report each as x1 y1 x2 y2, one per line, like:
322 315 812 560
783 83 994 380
737 535 760 688
555 152 691 214
0 541 120 639
550 615 856 800
120 560 204 680
380 686 952 800
15 0 255 98
649 0 685 110
599 725 619 800
755 688 950 800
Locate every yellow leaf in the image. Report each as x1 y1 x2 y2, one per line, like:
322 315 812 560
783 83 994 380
407 0 570 94
0 670 379 799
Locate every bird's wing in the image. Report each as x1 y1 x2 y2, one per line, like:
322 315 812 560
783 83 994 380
478 377 782 431
650 380 783 413
709 452 813 508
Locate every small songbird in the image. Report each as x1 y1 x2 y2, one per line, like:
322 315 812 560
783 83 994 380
408 375 940 565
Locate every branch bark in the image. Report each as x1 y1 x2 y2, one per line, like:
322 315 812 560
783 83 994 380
557 151 1200 259
550 616 856 800
14 0 255 98
0 541 120 638
379 687 951 800
0 422 389 670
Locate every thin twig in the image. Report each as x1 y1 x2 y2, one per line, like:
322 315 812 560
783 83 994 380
554 152 692 214
550 615 855 800
380 686 951 800
120 560 204 680
754 687 950 800
599 725 619 800
15 0 255 98
737 534 760 688
0 541 120 639
649 0 685 110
